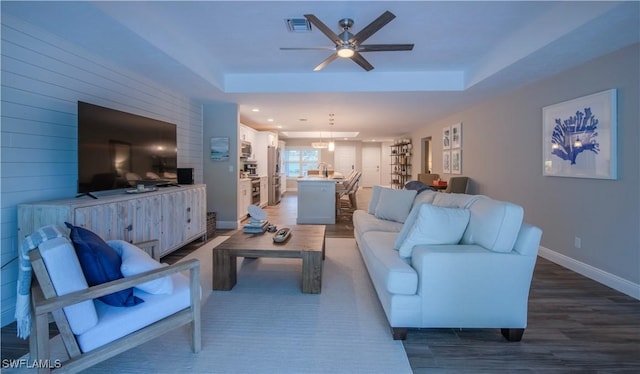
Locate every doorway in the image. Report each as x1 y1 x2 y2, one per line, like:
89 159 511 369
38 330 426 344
333 144 356 176
361 144 381 187
421 136 432 173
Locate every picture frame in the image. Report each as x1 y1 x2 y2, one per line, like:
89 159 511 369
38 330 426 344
442 151 451 173
210 137 230 161
451 149 461 174
451 123 462 149
442 126 451 149
542 89 617 179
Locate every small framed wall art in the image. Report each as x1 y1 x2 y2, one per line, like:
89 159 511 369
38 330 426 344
442 151 451 173
542 89 617 179
442 126 451 149
451 149 462 174
451 123 462 149
210 137 230 161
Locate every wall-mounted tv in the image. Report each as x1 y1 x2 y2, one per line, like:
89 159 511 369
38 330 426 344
78 101 177 194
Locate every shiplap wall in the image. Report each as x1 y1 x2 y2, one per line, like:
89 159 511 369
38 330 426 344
0 15 204 326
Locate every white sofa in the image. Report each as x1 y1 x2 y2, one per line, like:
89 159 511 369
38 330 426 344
354 187 542 341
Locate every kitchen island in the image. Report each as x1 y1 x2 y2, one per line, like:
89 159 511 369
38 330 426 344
296 177 338 224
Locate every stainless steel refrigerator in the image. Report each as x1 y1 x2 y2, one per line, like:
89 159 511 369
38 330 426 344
268 146 281 205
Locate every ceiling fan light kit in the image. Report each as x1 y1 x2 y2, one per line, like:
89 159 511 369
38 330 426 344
281 10 414 71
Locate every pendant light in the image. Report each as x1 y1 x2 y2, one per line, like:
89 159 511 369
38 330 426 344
328 114 335 152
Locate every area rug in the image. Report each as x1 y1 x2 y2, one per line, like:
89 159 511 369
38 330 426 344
14 237 411 373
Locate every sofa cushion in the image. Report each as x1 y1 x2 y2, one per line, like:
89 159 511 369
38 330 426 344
75 272 191 352
360 231 418 295
38 236 99 335
374 188 417 223
461 198 524 253
353 210 404 238
368 185 384 214
65 223 143 307
398 204 470 258
108 240 173 295
433 193 484 208
393 190 440 250
411 189 438 210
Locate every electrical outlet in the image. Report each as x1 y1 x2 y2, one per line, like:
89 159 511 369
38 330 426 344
574 236 582 249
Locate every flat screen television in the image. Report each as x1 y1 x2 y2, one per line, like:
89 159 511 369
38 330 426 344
77 101 177 194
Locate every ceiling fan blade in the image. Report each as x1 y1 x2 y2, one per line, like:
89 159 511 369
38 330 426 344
350 52 374 71
350 11 396 45
304 14 341 45
280 47 336 51
358 44 414 52
313 53 339 71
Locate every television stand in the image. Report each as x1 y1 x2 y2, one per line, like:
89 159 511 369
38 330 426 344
20 184 207 259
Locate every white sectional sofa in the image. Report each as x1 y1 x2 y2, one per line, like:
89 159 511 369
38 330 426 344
354 187 542 341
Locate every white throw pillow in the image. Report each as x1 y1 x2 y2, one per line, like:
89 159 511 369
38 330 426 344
38 236 99 335
107 240 173 295
374 188 417 223
398 204 471 258
394 202 423 250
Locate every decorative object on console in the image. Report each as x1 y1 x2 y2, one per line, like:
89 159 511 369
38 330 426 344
177 168 194 184
542 89 617 179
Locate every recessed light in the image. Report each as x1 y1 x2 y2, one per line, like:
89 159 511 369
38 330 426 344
267 118 274 122
251 108 260 112
277 125 283 129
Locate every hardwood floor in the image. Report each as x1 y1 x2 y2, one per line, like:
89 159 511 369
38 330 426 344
3 188 639 372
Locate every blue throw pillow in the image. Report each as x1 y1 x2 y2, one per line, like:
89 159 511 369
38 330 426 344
65 222 143 307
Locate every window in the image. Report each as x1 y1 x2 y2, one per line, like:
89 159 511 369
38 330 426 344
284 148 320 178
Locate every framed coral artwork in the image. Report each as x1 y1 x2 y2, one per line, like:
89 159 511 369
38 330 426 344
542 89 617 179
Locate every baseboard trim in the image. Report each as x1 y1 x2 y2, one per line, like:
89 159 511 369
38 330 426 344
538 246 640 300
217 221 239 230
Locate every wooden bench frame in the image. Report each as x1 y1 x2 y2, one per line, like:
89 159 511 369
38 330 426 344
28 240 201 373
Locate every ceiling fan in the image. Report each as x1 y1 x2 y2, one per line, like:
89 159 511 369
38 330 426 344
281 11 414 71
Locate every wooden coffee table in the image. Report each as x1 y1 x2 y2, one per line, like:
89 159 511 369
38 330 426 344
212 225 325 293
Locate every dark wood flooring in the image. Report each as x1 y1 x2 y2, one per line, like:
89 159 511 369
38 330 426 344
3 189 639 372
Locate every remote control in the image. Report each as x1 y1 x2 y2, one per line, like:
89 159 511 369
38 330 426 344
273 228 291 243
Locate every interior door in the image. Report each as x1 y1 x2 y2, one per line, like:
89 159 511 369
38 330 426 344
361 144 381 187
333 145 356 176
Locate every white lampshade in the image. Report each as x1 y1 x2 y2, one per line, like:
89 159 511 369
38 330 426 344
328 141 335 152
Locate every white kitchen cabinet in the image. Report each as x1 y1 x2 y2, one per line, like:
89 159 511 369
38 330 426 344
237 179 252 221
18 185 206 260
260 176 268 207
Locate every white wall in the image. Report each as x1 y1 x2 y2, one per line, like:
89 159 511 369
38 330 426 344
410 44 640 298
0 15 204 326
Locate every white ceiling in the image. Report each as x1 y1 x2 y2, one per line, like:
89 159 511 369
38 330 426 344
3 1 639 140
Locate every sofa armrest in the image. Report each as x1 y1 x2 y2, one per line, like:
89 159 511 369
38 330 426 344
411 245 536 327
30 250 200 316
